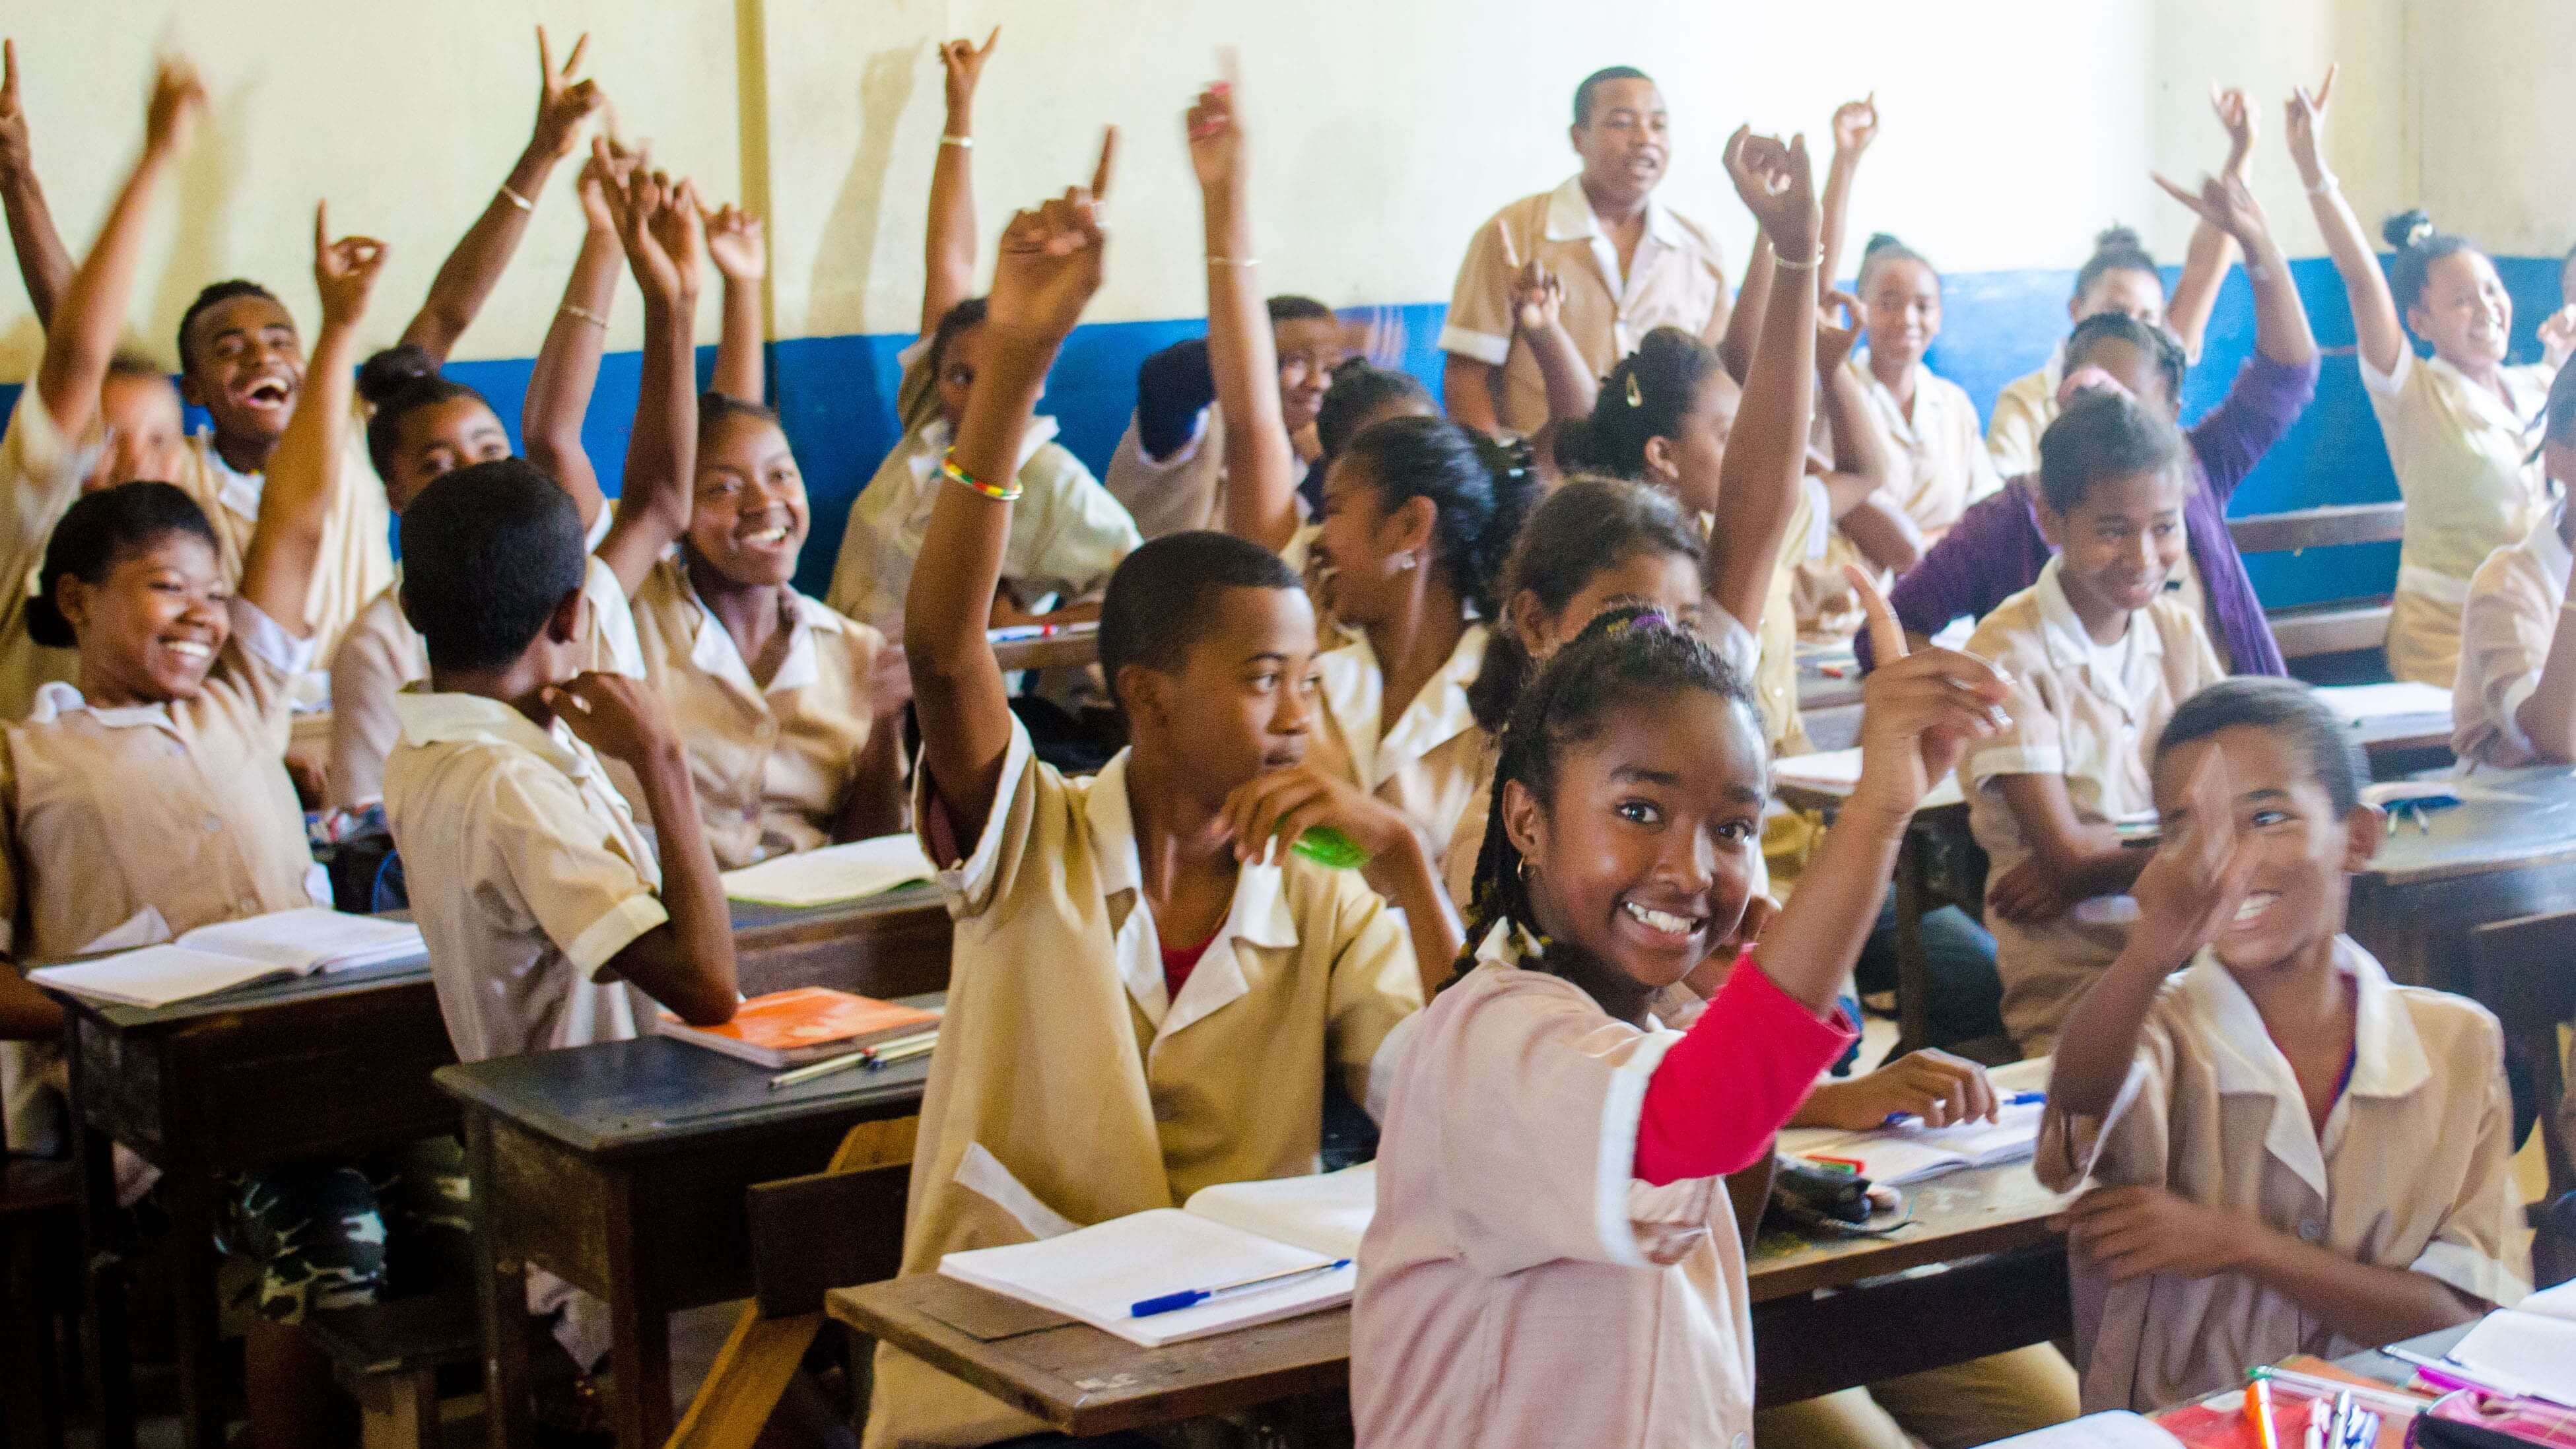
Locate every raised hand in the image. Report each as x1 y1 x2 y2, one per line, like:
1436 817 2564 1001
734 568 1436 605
1847 564 2014 821
1723 126 1819 260
542 671 683 770
576 134 644 235
312 201 388 327
2152 167 2270 250
2210 84 2256 183
939 26 1000 118
1816 288 1864 374
2124 742 2258 973
1831 94 1878 156
985 129 1114 345
2284 63 2336 187
702 201 766 283
601 139 702 304
142 54 208 160
530 27 605 162
1511 257 1563 335
0 40 26 177
1184 73 1242 196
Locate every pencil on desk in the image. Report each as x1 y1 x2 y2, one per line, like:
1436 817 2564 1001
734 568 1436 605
771 1049 872 1090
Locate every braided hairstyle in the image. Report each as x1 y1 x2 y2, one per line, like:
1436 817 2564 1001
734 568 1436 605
1443 603 1761 994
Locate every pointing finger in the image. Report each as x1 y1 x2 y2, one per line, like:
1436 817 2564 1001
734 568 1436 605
1850 562 1907 665
2315 61 2336 108
1089 125 1118 202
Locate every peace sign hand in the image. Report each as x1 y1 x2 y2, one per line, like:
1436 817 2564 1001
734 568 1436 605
2152 168 2271 251
531 27 605 162
2210 84 2256 183
2284 63 2336 189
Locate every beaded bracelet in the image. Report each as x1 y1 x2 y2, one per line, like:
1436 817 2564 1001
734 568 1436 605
941 448 1022 502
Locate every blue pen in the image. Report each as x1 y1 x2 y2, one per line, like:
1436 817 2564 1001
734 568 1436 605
1882 1089 2045 1128
1129 1258 1353 1318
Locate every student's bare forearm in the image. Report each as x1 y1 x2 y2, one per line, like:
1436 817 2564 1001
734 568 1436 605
1441 354 1503 435
2049 939 2173 1116
1817 154 1860 298
36 144 174 430
400 143 559 363
1716 234 1775 385
238 316 357 630
2241 231 2317 367
522 224 621 526
1707 252 1815 629
1525 321 1596 423
712 273 764 403
1837 494 1922 576
1754 799 1902 1015
1202 182 1297 549
1366 828 1464 1001
2307 187 2405 375
599 286 701 593
920 94 976 337
0 164 69 326
1819 360 1890 506
833 722 908 842
626 747 740 1023
2237 1230 2484 1346
2165 219 2231 364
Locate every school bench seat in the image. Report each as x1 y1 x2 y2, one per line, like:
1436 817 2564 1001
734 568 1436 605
1 1156 81 1449
302 1292 483 1449
2468 908 2576 1288
2229 502 2406 670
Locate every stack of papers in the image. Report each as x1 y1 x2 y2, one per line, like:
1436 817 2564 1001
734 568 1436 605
2313 681 2453 729
2444 1277 2576 1405
31 908 425 1008
1792 1098 2048 1185
719 835 936 908
939 1165 1374 1347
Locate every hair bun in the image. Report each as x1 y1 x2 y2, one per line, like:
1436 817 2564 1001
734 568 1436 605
1863 232 1903 255
24 591 72 651
2093 224 2144 251
356 343 440 407
2382 209 2436 252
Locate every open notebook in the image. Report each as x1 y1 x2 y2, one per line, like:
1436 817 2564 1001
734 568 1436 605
2443 1277 2576 1405
1782 1058 2052 1186
29 908 425 1009
719 835 936 908
939 1164 1374 1348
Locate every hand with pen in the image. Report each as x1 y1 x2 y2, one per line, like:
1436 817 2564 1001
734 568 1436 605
1791 1047 2002 1131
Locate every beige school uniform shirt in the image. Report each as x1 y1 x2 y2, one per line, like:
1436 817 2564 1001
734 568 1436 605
0 389 86 719
2036 937 2528 1412
1986 350 2063 480
625 556 889 869
2453 496 2573 770
867 718 1420 1448
325 533 634 809
2361 347 2557 687
827 339 1139 639
1309 621 1488 867
1800 355 2004 644
1966 559 2223 1053
0 600 323 1153
1102 402 1308 543
1442 177 1728 436
1351 926 1756 1449
381 689 668 1062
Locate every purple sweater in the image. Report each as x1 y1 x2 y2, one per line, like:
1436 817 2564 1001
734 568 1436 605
1857 350 2319 677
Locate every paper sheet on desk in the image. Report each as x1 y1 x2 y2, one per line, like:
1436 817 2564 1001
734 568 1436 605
720 835 935 907
2450 1308 2576 1405
2314 681 2454 725
1773 747 1966 810
1981 1411 2184 1449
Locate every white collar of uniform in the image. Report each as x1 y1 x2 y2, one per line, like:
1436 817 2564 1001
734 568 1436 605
391 685 598 782
1314 620 1487 792
2423 353 2544 442
2176 934 2429 1197
1542 173 1685 250
1470 918 1691 1032
1850 350 1931 444
23 596 312 731
2034 555 2158 713
1082 748 1299 1039
673 565 841 697
902 413 1062 491
26 681 174 732
197 426 263 522
2521 494 2572 593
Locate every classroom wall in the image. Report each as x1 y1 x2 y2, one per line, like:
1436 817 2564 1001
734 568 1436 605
0 1 2556 609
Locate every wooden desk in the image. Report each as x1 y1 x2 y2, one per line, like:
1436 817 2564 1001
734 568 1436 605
827 1159 2068 1438
2349 764 2576 992
56 885 950 1449
437 1013 937 1449
990 622 1099 675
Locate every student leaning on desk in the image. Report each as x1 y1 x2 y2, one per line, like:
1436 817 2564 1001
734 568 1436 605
2040 678 2526 1414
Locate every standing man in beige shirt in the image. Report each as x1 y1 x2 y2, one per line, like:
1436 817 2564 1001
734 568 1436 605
1440 67 1730 437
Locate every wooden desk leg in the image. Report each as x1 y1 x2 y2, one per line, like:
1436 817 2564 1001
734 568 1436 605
603 1170 675 1449
467 1114 537 1449
69 1038 135 1449
163 1158 226 1449
1893 826 1934 1058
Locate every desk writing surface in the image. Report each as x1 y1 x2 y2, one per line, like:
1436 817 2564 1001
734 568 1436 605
1747 1157 2067 1301
432 992 941 1159
2363 764 2576 887
726 880 945 935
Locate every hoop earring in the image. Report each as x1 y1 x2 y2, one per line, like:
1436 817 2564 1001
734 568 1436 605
1516 858 1531 883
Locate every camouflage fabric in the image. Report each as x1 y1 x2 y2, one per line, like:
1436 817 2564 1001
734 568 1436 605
218 1135 469 1324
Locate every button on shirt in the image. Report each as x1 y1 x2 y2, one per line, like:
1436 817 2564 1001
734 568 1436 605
2453 496 2574 768
1441 176 1728 436
2035 936 2528 1412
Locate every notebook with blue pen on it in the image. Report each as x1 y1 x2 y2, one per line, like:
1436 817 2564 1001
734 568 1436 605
937 1164 1374 1347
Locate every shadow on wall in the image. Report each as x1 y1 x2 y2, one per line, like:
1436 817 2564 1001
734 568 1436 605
3 257 2560 609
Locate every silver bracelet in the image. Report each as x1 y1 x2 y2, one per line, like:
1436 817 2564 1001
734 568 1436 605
559 304 609 329
939 134 974 149
1772 250 1821 273
2305 174 2340 197
498 183 535 213
1205 255 1260 267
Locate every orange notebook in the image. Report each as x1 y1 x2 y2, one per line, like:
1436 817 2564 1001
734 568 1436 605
659 988 941 1068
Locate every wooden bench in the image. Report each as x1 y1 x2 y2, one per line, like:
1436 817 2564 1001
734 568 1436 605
302 1294 482 1449
2 1157 81 1449
2227 502 2407 667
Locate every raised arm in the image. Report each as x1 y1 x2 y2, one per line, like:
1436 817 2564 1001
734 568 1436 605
2286 67 2404 378
1508 253 1596 423
1714 232 1775 385
1192 73 1298 553
399 28 601 362
704 201 766 403
0 41 71 325
1703 129 1819 633
2162 86 2258 364
920 28 996 339
520 143 637 533
593 155 706 595
1815 94 1876 296
2153 156 2315 371
908 137 1112 852
240 205 384 635
34 59 199 439
1812 291 1918 574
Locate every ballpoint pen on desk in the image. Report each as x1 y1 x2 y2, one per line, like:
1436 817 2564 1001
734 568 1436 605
767 1029 941 1090
1129 1257 1353 1318
1881 1090 2045 1128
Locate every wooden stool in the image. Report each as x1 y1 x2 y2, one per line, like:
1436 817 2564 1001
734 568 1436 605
1 1157 81 1449
302 1293 482 1449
